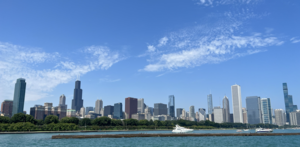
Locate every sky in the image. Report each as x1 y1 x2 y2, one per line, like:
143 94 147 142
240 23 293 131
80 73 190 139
0 0 299 114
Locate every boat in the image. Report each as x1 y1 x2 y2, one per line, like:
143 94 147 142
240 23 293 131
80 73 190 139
255 127 273 133
236 129 242 132
243 129 249 131
172 125 194 133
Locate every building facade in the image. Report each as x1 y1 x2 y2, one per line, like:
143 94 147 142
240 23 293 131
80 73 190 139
95 99 103 114
12 78 26 116
214 107 224 123
71 80 83 112
222 96 230 122
189 106 195 118
125 97 137 119
168 95 175 117
59 94 67 109
1 100 13 117
242 108 248 124
137 98 145 113
104 105 114 117
207 94 213 114
283 83 298 123
246 96 262 124
154 103 168 116
85 107 94 115
261 98 272 124
114 103 123 119
290 110 300 126
199 108 206 121
132 113 145 120
231 84 243 123
275 109 285 126
176 108 183 118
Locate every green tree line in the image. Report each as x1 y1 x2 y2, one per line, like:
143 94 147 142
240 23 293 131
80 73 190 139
0 113 279 132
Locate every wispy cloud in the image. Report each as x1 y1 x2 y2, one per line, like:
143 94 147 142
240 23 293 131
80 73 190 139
0 42 123 102
197 0 260 7
290 37 300 43
140 12 283 72
99 78 121 82
157 37 168 47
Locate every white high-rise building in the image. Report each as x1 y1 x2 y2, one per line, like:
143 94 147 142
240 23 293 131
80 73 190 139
189 106 195 118
199 108 206 121
95 99 103 114
181 109 186 119
231 84 243 123
80 107 85 118
214 107 225 123
275 109 285 126
138 98 145 113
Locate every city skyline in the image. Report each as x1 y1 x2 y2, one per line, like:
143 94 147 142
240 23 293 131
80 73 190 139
0 0 299 116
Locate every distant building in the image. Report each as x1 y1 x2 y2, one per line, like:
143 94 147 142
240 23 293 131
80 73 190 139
125 97 137 119
132 113 145 120
246 96 262 124
104 105 114 117
261 98 272 124
85 111 101 119
283 83 297 123
199 108 206 121
80 107 85 118
275 109 285 126
181 109 186 119
1 100 13 117
154 103 167 116
214 107 224 123
231 84 243 123
195 112 199 121
59 94 67 109
85 107 94 115
168 95 175 117
12 78 26 116
95 99 103 114
242 108 248 124
30 103 66 120
207 94 213 114
189 106 195 118
229 113 234 123
208 114 214 122
176 108 183 118
223 96 230 122
71 80 83 112
290 110 300 126
137 98 145 113
114 103 123 119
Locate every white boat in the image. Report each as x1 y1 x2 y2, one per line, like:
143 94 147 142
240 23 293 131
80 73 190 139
172 125 194 133
255 128 273 133
236 129 242 132
243 129 249 131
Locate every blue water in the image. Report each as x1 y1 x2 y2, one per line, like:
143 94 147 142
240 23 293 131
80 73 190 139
1 129 300 147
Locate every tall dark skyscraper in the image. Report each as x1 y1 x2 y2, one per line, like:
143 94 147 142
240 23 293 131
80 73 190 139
154 103 168 116
104 105 114 117
12 78 26 116
71 80 83 112
177 108 183 118
246 96 262 124
168 95 175 117
207 94 213 114
283 83 297 123
222 96 230 122
125 97 137 119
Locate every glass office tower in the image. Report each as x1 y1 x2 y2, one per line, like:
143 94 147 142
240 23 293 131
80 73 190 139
12 78 26 116
261 98 272 124
246 96 262 124
114 103 123 119
168 95 175 117
283 83 298 123
207 94 213 114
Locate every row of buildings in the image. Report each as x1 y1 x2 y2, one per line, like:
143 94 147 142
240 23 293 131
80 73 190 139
1 78 300 126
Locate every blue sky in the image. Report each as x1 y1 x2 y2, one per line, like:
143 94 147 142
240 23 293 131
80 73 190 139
0 0 299 114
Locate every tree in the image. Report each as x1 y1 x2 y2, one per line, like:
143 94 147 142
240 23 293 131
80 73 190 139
26 115 36 124
60 117 79 125
0 116 10 123
79 118 92 126
126 119 138 126
149 119 155 126
36 120 44 125
138 120 149 126
44 115 59 124
111 119 123 126
154 120 162 126
11 113 26 123
92 117 111 126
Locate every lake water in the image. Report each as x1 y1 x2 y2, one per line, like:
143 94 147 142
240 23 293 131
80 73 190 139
1 129 300 147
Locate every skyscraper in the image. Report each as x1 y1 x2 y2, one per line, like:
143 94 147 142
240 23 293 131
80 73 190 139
95 99 103 114
231 84 243 123
214 106 225 123
242 108 248 124
59 94 67 109
80 107 85 118
125 97 137 119
207 94 213 114
275 109 285 126
137 98 145 113
71 80 83 112
261 98 272 124
199 108 206 121
176 108 183 118
154 103 167 116
104 105 114 117
246 96 262 124
189 106 195 118
1 100 13 117
114 103 123 119
283 83 298 123
12 78 26 116
168 95 175 117
222 96 230 122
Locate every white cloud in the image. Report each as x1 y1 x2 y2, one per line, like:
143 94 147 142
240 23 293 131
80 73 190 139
290 37 300 43
0 42 122 102
157 37 168 47
147 45 156 52
99 78 121 82
197 0 259 6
